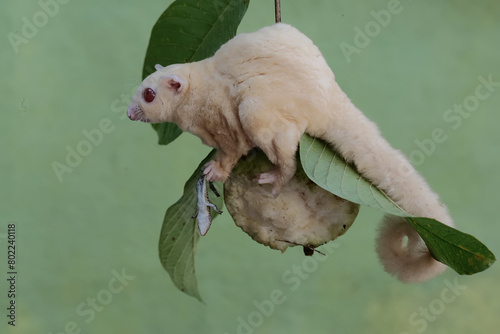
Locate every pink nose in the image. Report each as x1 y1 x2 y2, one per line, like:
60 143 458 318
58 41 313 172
127 106 140 121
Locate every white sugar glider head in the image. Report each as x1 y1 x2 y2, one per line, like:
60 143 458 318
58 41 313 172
127 64 189 123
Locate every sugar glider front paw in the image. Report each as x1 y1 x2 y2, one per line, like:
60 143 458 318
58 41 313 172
203 160 227 182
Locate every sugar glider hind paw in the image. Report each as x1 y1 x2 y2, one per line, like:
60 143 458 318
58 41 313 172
254 171 278 185
203 160 225 182
254 171 281 197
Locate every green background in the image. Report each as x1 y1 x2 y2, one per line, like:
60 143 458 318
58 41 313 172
2 0 499 333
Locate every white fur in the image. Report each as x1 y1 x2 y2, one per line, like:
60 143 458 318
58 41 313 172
128 23 454 282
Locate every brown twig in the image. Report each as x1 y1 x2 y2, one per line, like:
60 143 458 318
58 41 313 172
276 239 326 256
275 0 281 23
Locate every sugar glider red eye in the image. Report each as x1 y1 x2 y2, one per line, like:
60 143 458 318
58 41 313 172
127 23 455 283
142 88 156 103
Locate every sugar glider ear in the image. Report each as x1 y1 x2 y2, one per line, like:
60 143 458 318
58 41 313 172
154 64 164 71
159 74 186 94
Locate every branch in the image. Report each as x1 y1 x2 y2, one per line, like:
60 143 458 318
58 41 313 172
275 0 281 23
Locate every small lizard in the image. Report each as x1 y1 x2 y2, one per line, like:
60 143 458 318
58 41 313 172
194 173 222 236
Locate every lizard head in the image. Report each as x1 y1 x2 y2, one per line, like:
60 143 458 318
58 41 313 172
127 64 188 123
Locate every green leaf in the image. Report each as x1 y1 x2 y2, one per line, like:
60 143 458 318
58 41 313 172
299 133 495 275
299 134 407 216
158 149 224 301
406 217 496 275
151 123 183 146
142 0 250 145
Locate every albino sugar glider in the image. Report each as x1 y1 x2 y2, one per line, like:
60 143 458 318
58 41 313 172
127 23 454 283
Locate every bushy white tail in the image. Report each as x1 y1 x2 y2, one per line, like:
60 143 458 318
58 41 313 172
375 215 447 283
318 89 454 283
